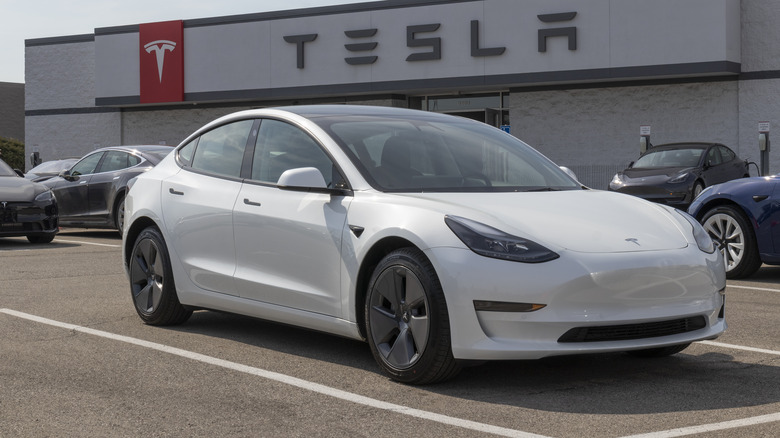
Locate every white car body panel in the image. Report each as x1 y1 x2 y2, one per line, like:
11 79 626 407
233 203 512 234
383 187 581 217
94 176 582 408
122 105 726 367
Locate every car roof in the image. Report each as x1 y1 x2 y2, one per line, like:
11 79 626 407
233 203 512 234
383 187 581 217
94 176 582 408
648 142 723 152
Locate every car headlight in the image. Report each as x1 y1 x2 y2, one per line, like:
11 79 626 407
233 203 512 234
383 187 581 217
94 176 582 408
609 173 623 189
675 209 715 253
668 172 690 184
445 215 559 263
34 190 54 203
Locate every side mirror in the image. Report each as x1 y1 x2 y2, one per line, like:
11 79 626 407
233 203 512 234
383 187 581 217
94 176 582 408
628 161 635 169
14 169 24 177
59 169 77 181
277 167 352 196
559 166 579 182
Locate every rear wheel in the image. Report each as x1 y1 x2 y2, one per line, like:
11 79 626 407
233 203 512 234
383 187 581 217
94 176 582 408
129 226 191 325
365 248 460 384
114 193 126 235
701 205 761 279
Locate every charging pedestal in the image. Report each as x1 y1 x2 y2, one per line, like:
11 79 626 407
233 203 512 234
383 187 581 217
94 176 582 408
759 122 770 176
640 125 651 154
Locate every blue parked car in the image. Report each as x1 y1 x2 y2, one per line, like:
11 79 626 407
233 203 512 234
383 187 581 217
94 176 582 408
688 175 780 278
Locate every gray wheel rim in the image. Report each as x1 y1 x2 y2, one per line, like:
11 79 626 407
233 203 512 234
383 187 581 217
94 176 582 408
368 266 430 370
130 237 165 313
703 212 744 272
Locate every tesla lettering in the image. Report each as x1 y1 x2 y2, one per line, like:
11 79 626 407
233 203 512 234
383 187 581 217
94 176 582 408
283 15 576 68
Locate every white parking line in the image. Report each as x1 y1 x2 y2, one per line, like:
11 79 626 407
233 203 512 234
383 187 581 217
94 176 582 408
0 308 548 438
4 308 778 438
618 412 780 438
699 340 780 356
53 238 121 248
728 284 780 294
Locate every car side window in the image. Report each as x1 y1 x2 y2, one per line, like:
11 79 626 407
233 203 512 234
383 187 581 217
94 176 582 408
178 139 197 167
719 146 736 162
707 147 723 166
190 120 254 178
251 119 339 186
99 151 139 173
70 152 104 176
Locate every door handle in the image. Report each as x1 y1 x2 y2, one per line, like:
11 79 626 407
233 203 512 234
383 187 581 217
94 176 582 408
243 198 262 207
169 188 184 196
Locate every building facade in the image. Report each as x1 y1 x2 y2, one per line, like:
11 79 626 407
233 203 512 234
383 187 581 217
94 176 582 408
24 0 780 188
0 81 24 142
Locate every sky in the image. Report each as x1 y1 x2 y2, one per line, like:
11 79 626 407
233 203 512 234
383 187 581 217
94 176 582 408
0 0 378 84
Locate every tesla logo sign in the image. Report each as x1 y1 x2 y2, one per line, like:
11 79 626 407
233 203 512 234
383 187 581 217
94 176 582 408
140 20 183 103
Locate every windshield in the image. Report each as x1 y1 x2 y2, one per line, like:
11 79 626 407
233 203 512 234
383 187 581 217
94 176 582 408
633 148 704 168
0 159 16 176
313 115 580 192
28 159 76 174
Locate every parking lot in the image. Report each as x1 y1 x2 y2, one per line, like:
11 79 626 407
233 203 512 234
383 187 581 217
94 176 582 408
1 229 778 437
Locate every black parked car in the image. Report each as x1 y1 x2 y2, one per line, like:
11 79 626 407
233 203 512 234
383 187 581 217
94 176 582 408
43 145 173 234
0 157 58 243
608 142 749 208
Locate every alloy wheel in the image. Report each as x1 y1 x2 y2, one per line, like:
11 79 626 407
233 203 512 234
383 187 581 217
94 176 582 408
130 237 165 314
368 266 430 370
703 212 744 272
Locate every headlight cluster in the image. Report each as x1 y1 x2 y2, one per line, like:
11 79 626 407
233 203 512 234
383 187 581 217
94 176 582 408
675 209 715 253
668 171 690 184
609 173 624 189
445 215 559 263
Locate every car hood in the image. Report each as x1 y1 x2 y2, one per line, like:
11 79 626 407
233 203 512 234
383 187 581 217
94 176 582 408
398 190 689 253
622 166 693 179
0 176 48 201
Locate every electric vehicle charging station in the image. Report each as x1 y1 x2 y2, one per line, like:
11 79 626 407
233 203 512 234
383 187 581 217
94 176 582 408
759 122 770 176
640 125 651 154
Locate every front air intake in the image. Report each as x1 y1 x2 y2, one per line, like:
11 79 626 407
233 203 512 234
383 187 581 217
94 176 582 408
557 316 707 343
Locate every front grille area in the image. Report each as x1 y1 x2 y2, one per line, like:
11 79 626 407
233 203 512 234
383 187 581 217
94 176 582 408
557 316 707 343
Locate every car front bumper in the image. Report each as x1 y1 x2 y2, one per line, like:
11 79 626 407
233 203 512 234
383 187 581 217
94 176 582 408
426 246 726 360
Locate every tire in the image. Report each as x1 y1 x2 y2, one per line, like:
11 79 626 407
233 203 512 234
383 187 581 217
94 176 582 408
692 181 704 200
114 193 126 235
701 205 761 279
365 248 460 384
128 226 192 325
626 343 690 358
27 233 56 244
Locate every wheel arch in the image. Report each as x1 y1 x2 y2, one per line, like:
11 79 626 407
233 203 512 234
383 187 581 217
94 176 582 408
124 216 159 269
353 236 422 339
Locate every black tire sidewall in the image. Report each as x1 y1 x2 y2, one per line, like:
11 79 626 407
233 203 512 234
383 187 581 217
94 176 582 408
130 226 191 325
365 248 458 384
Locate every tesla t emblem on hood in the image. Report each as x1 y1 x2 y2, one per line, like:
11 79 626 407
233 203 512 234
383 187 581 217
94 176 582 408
625 238 640 246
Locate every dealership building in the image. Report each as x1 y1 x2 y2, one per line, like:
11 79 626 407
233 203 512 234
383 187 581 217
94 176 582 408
24 0 780 188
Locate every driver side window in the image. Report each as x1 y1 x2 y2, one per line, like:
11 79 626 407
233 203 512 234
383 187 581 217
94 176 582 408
251 119 340 187
70 152 104 176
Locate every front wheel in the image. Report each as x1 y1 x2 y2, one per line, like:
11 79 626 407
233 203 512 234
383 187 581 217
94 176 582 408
365 248 460 384
129 226 192 325
701 205 761 279
27 233 56 244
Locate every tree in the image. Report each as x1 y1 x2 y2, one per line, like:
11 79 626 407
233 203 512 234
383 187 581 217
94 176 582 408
0 136 25 170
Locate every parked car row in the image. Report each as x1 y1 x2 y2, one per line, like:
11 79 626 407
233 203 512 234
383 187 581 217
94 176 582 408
1 106 772 384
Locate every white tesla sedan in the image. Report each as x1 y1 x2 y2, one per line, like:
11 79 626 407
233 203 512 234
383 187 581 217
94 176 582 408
123 105 726 384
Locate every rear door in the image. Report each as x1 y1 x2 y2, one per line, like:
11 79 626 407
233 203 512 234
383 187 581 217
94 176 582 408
161 119 256 296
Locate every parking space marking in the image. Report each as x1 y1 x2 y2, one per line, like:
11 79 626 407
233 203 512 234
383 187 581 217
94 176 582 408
53 238 121 248
0 308 549 438
728 284 780 294
699 340 780 356
618 412 780 438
